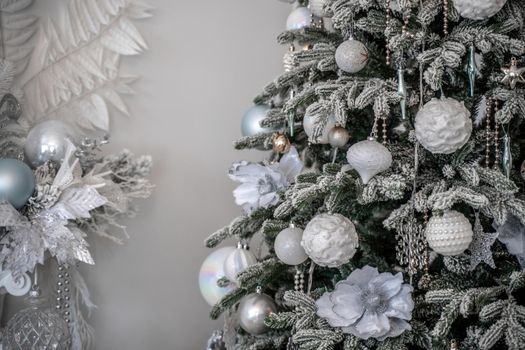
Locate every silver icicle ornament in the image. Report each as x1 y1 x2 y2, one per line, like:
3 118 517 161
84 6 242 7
346 137 392 184
453 0 507 20
397 68 407 120
335 39 369 74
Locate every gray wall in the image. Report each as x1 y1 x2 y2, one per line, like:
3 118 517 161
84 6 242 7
4 1 290 349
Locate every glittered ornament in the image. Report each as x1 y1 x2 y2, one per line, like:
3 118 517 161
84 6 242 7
415 97 472 154
238 291 277 335
346 137 392 184
223 244 257 284
274 226 309 266
199 247 236 306
453 0 507 20
426 210 474 256
0 158 36 209
335 39 369 74
24 120 76 169
303 113 336 144
309 0 329 17
328 126 350 148
272 132 292 154
286 7 312 31
241 105 280 137
301 213 359 267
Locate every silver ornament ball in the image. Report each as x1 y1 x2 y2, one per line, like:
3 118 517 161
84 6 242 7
238 292 277 335
335 39 369 74
274 226 309 266
453 0 507 20
241 105 279 137
223 245 257 284
309 0 329 17
426 210 474 256
0 158 36 209
286 7 312 31
24 120 76 169
328 126 350 148
303 113 336 144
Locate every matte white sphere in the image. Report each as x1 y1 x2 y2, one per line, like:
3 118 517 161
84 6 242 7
286 7 312 31
303 113 336 144
415 97 472 154
301 213 359 267
199 247 236 306
346 138 392 184
335 39 369 73
274 227 309 265
24 120 76 168
223 247 257 284
238 293 277 335
309 0 329 17
426 210 473 256
453 0 507 20
241 105 279 137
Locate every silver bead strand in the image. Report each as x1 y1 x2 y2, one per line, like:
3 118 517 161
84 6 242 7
56 264 73 326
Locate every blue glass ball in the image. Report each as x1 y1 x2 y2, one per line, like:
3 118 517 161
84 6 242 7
241 105 279 137
0 159 36 209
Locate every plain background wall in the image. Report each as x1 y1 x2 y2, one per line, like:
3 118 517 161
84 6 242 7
3 1 290 349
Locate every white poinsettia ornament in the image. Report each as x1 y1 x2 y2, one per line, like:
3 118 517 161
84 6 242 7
228 147 303 213
316 266 414 340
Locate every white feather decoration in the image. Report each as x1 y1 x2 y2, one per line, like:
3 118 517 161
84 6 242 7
20 0 152 131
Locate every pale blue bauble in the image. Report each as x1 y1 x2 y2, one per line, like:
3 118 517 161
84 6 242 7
241 105 279 137
24 120 75 169
0 159 36 209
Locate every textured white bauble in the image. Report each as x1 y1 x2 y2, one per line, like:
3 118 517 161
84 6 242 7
199 247 236 306
301 213 359 267
335 39 369 73
415 97 472 154
238 292 277 335
346 138 392 184
453 0 507 20
286 7 312 31
223 246 257 284
274 226 309 266
303 113 336 144
426 210 473 256
309 0 329 17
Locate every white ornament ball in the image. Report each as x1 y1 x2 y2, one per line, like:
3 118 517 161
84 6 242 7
274 226 309 266
453 0 507 20
199 247 236 306
415 97 472 155
286 7 312 31
301 213 359 268
223 246 257 284
346 138 392 184
238 292 277 335
303 113 336 144
309 0 329 17
335 39 369 74
426 210 473 256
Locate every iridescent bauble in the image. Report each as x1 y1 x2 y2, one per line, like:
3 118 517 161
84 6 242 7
309 0 329 17
274 226 309 266
426 210 473 256
415 97 472 154
335 39 369 73
223 246 257 284
238 292 277 335
24 120 76 169
2 305 71 349
453 0 507 20
0 158 36 209
241 105 280 137
328 126 350 148
303 113 336 144
301 213 359 267
199 247 236 306
346 138 392 184
286 7 312 31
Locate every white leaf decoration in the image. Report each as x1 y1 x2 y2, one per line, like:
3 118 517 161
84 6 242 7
56 186 108 219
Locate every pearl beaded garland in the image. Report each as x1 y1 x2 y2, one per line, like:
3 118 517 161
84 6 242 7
426 210 474 256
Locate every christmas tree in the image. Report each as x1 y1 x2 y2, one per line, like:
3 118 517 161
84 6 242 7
200 0 525 349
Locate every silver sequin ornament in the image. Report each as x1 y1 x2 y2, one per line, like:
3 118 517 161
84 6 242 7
335 39 369 74
238 290 277 335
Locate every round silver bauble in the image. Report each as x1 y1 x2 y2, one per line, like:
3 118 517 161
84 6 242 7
414 97 472 154
286 7 312 31
238 292 277 335
24 120 76 168
199 247 236 306
301 213 359 268
223 245 257 284
274 226 308 266
346 138 392 184
328 126 350 148
241 105 279 137
335 39 369 74
309 0 329 17
303 113 336 144
0 158 36 209
453 0 507 20
426 210 473 256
